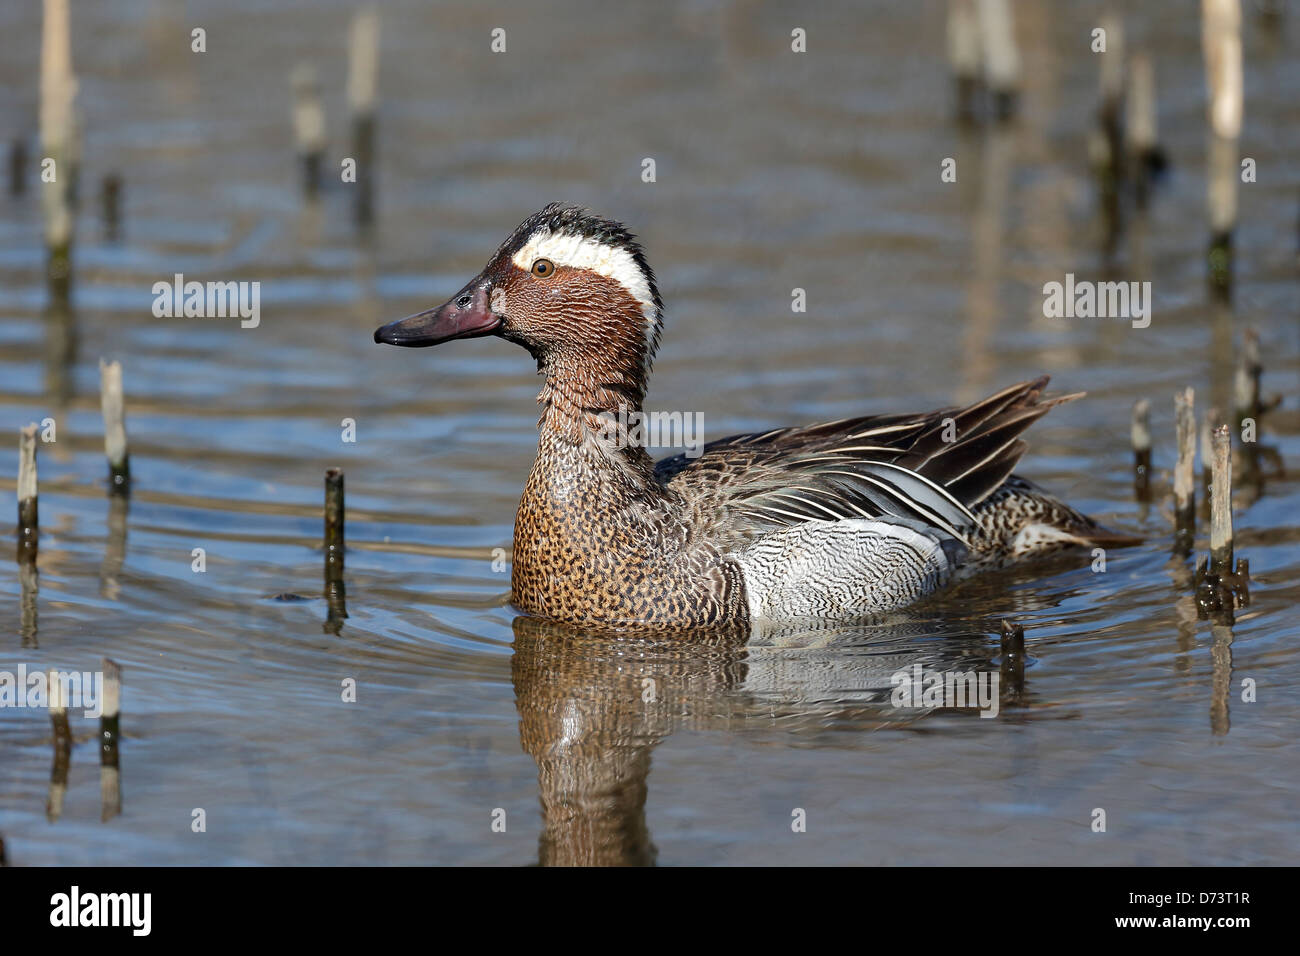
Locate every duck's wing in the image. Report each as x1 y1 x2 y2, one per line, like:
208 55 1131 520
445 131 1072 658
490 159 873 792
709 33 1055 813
655 377 1081 552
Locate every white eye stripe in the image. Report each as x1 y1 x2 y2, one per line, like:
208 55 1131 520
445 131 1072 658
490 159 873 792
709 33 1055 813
511 228 659 353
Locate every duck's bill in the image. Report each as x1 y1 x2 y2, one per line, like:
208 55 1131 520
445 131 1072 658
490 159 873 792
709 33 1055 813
373 287 501 348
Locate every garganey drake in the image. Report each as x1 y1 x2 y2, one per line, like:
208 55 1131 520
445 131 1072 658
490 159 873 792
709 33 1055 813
375 203 1135 630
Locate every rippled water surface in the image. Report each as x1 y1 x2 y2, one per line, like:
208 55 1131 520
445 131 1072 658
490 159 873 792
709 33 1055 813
1 1 1298 865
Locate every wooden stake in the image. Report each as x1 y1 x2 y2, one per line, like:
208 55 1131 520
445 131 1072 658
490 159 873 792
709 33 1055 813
40 0 77 301
947 0 981 122
977 0 1019 120
1127 53 1166 205
17 424 38 563
1209 621 1232 735
47 668 71 823
324 468 348 632
1131 398 1151 500
99 359 130 493
1209 424 1233 572
1202 0 1242 294
999 619 1025 705
348 7 379 226
1099 14 1125 118
100 657 122 822
1173 387 1196 552
1194 422 1246 620
325 468 345 571
291 64 326 197
1094 13 1124 251
19 560 38 647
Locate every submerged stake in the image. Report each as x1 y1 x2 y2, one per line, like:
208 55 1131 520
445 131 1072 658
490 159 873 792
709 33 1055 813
100 657 122 822
999 619 1026 705
1131 398 1151 501
17 424 38 563
1173 387 1196 553
47 667 72 823
1209 424 1233 572
324 468 347 632
99 359 130 493
1194 423 1246 620
325 468 345 572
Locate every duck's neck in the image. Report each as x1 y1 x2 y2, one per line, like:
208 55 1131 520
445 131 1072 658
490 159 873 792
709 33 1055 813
533 350 658 492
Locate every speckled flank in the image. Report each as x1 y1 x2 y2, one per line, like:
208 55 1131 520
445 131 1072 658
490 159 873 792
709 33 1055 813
383 205 1135 630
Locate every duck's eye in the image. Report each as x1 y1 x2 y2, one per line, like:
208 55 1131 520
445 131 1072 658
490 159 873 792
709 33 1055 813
531 258 555 278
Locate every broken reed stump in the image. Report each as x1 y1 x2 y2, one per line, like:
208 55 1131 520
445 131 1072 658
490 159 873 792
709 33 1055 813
324 468 348 632
1173 388 1196 555
1202 0 1243 296
291 63 326 197
1131 398 1151 501
347 7 379 227
47 668 72 823
999 619 1025 706
99 359 130 494
17 424 39 564
1195 423 1249 619
100 657 122 822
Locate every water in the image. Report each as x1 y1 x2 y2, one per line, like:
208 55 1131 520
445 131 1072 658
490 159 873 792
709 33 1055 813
1 0 1297 865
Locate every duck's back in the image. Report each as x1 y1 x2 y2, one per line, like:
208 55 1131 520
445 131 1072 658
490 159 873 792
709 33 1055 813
653 377 1132 622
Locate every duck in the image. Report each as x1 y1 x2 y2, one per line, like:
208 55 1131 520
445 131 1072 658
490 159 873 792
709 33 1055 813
374 203 1136 630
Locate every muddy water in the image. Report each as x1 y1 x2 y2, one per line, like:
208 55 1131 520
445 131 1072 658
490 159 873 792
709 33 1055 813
1 1 1297 865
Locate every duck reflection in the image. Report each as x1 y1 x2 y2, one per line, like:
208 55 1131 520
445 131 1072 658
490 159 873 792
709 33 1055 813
511 605 1021 866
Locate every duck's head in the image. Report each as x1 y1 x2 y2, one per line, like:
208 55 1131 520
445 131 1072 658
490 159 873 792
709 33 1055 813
374 203 664 383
